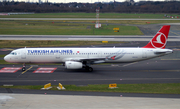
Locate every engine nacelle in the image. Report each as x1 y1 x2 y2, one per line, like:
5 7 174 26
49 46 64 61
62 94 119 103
65 61 83 69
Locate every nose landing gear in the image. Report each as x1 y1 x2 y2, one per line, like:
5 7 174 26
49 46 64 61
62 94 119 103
22 63 26 71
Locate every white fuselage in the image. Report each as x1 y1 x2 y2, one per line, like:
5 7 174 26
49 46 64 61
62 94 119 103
4 25 172 71
4 47 173 64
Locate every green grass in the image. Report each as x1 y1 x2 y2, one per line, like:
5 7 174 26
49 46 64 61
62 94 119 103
0 13 180 19
0 55 12 64
0 54 5 57
1 83 180 94
64 83 180 94
93 25 142 35
106 20 180 25
0 20 179 35
0 20 143 35
0 60 12 64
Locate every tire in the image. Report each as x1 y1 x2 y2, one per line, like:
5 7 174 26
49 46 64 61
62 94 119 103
22 67 26 71
88 67 93 72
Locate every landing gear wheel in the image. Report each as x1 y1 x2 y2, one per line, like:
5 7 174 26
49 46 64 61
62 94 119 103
22 63 26 71
88 67 93 72
22 67 26 71
85 65 93 72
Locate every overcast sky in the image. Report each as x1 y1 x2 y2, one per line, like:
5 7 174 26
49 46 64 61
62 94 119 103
16 0 165 3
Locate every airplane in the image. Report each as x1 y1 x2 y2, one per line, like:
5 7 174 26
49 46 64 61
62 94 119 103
4 25 173 72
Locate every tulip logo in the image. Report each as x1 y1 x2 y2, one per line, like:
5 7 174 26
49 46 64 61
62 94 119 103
151 32 167 48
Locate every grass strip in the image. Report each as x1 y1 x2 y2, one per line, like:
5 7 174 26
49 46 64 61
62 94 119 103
0 20 143 35
0 60 11 64
0 13 180 19
0 54 6 58
1 83 180 94
1 20 179 35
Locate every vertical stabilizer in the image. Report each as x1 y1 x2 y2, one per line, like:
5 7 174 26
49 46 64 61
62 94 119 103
143 25 170 49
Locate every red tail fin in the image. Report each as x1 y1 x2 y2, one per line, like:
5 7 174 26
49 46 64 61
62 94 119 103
143 25 170 49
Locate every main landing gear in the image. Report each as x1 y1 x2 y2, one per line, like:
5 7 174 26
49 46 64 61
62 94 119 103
22 63 26 71
83 61 93 72
85 66 93 72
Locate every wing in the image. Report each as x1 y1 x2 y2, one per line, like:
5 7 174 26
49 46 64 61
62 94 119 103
64 57 106 64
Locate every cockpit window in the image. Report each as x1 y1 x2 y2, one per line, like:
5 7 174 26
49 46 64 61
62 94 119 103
10 52 17 55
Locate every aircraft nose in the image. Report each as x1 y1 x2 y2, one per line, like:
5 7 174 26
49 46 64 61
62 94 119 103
4 55 10 62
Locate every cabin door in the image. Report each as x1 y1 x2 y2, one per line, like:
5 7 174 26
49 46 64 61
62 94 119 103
142 49 147 58
56 53 60 59
21 49 26 59
98 51 102 57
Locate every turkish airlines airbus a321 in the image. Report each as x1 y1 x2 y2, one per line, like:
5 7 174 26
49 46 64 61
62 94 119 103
4 25 173 72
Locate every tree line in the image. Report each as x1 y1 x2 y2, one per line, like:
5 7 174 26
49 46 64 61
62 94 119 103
0 1 180 13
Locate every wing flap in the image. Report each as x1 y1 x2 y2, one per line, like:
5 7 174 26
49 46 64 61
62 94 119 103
63 57 106 63
78 58 106 61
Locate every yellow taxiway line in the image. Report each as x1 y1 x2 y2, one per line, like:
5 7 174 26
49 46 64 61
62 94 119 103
22 66 33 74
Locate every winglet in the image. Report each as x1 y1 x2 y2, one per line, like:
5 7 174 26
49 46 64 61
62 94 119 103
143 25 170 49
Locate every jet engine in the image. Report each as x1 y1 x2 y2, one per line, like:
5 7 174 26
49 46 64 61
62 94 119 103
65 61 83 69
